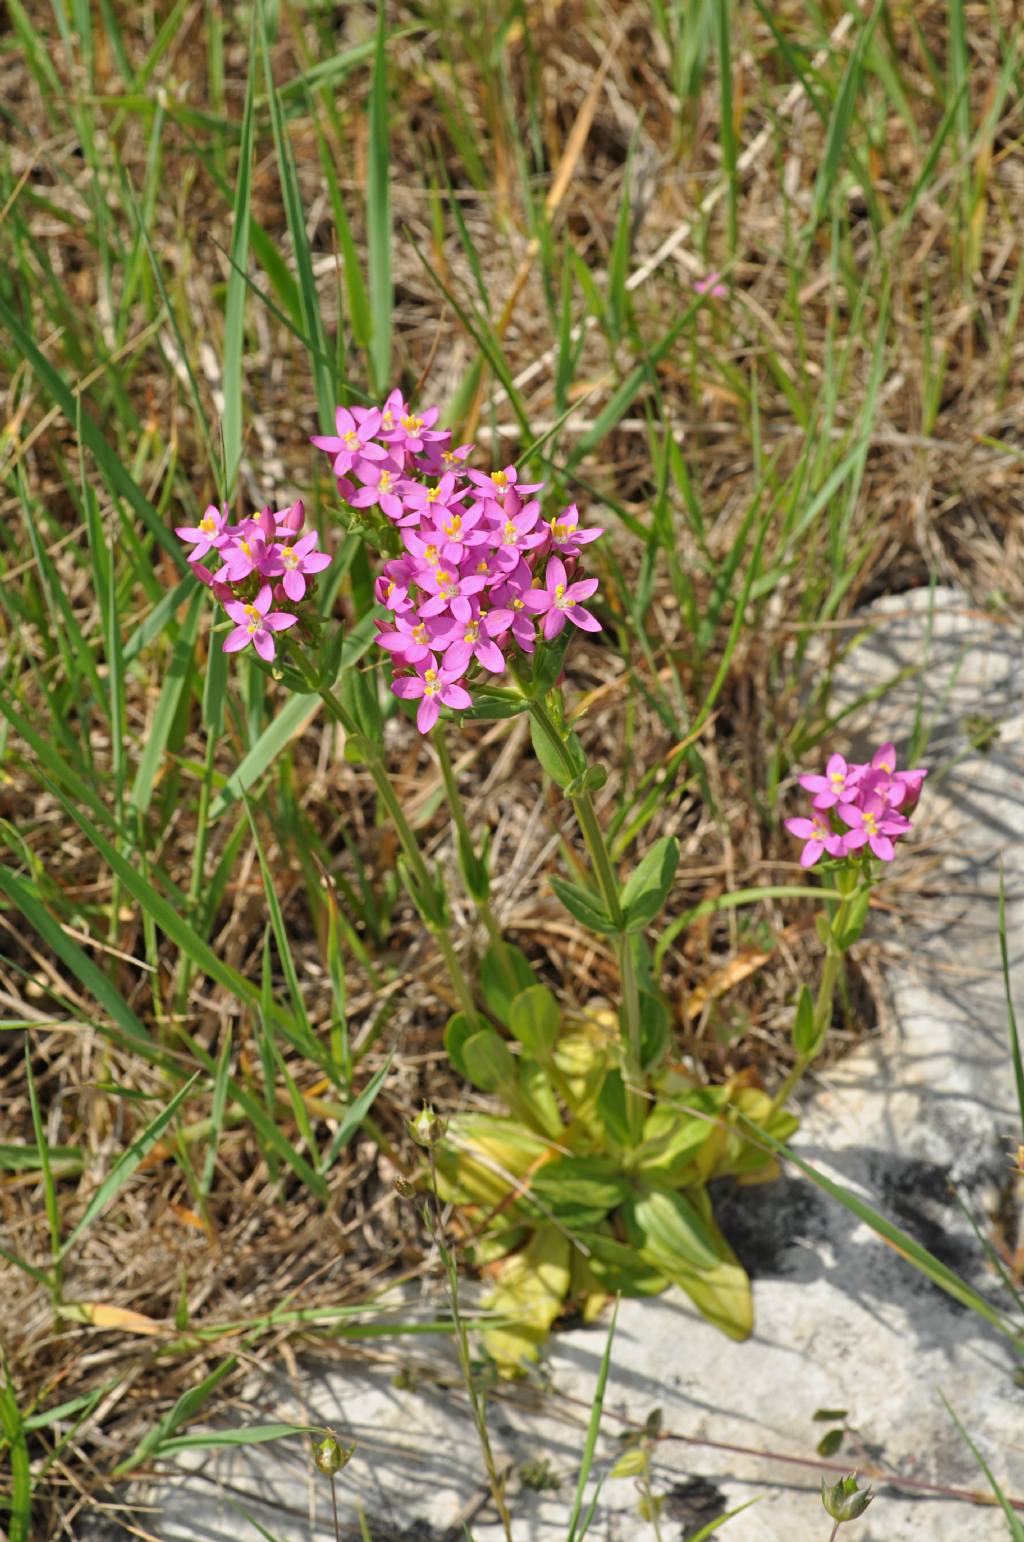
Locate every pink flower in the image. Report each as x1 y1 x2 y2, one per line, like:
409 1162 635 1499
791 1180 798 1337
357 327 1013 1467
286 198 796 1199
392 656 472 733
274 498 305 535
223 585 298 662
438 609 506 675
545 502 603 557
521 556 601 640
219 510 277 582
311 406 387 475
267 531 332 602
785 812 846 868
376 613 450 666
175 503 232 561
693 270 727 299
798 753 862 810
348 461 407 522
837 796 912 863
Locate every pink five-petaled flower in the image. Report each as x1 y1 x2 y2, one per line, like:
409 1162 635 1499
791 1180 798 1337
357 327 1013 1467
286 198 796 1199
546 502 604 557
220 510 276 582
838 795 912 863
392 656 472 734
267 531 332 602
798 753 863 810
223 585 298 662
521 556 601 640
785 811 846 868
311 406 387 475
439 610 505 675
175 503 231 561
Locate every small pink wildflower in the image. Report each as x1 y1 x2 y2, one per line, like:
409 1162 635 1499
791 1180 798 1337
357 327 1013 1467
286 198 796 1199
799 753 862 810
391 656 472 734
521 556 601 639
175 503 232 561
223 585 298 662
268 531 332 602
837 796 912 863
785 811 846 868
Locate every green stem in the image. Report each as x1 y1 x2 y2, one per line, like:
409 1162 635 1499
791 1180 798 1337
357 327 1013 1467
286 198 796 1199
527 694 645 1134
433 726 508 956
307 669 479 1025
769 897 851 1117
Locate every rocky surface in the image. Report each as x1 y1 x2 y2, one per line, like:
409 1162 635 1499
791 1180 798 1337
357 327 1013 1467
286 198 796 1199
99 589 1024 1541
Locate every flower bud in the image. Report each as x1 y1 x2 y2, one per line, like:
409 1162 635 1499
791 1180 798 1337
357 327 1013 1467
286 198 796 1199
394 1175 416 1198
279 498 305 534
407 1103 446 1147
313 1434 353 1476
821 1473 874 1523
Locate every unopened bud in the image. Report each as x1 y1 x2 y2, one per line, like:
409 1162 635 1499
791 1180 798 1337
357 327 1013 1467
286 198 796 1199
407 1103 446 1147
821 1474 873 1523
314 1434 353 1476
280 498 305 534
394 1175 416 1198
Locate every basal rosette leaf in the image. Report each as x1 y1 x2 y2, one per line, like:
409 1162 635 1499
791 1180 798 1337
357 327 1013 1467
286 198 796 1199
481 1225 573 1374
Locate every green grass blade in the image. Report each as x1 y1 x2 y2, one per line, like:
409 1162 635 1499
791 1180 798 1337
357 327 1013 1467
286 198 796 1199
367 0 392 394
130 587 204 817
321 1057 393 1173
0 1360 32 1542
999 862 1024 1141
223 24 256 497
565 1297 618 1542
941 1394 1024 1539
61 1071 201 1258
0 864 150 1048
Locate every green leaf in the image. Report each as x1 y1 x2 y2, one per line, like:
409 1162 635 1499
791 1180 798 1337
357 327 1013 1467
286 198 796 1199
528 1155 631 1229
549 875 617 935
836 887 871 949
620 836 680 933
531 627 574 697
461 1029 517 1094
0 1364 31 1542
509 985 560 1061
481 1225 572 1372
792 985 816 1056
632 1099 718 1182
480 942 538 1027
443 1012 477 1080
529 715 585 789
623 1186 720 1271
636 990 671 1071
817 1428 844 1457
596 1069 632 1147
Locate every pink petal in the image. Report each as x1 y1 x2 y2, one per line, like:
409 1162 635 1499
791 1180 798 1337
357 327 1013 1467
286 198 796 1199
265 612 298 631
392 676 425 700
439 682 472 710
542 610 565 640
869 835 895 862
800 842 824 867
223 626 251 653
417 696 440 733
546 556 567 591
567 606 601 632
283 570 307 602
786 818 816 839
252 629 275 662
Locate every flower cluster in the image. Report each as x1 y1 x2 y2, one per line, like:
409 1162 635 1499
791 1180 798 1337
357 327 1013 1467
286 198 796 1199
311 391 605 734
786 743 927 867
174 500 331 662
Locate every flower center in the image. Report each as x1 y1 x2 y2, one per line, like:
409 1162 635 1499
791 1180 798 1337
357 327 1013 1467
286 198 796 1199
423 544 440 566
412 623 427 644
426 484 441 503
492 469 508 488
379 471 392 492
550 521 568 540
445 515 462 538
283 549 299 569
402 414 423 433
343 430 359 448
502 520 518 544
200 514 217 534
464 623 479 644
863 812 878 836
830 770 844 787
